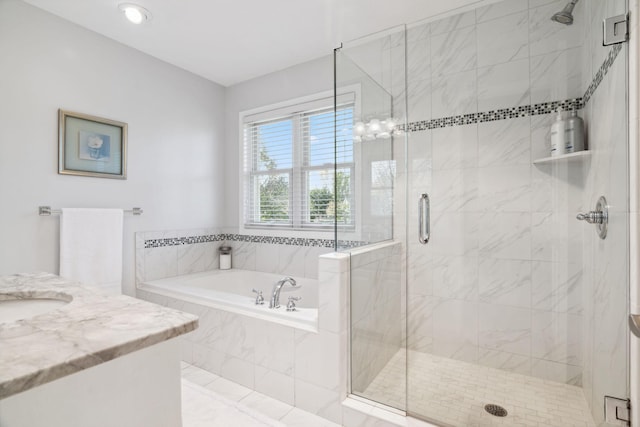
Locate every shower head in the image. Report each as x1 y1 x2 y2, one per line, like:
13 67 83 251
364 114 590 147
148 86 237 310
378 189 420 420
551 0 578 25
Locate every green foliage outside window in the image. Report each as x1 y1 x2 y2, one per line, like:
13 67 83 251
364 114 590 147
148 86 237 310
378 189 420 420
308 171 351 224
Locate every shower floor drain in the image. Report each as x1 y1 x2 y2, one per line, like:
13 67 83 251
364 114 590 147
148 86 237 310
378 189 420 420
484 404 508 417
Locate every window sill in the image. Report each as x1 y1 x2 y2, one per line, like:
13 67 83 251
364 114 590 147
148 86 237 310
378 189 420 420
238 224 355 240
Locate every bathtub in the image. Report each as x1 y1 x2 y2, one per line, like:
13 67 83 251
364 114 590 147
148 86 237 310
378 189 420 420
139 269 318 331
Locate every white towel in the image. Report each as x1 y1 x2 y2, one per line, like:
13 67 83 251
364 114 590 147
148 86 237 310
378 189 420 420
59 208 124 295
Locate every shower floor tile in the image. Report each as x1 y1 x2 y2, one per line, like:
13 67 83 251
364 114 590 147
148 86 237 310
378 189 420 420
363 350 596 427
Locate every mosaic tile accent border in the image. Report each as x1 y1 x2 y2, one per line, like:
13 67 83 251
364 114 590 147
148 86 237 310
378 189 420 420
144 233 367 249
145 234 227 248
582 43 623 105
404 98 584 132
404 44 622 132
227 234 335 247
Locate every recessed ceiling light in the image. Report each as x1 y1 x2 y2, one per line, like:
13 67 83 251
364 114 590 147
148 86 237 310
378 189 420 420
118 3 151 24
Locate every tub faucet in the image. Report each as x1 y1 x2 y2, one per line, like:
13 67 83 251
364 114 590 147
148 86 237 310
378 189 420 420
269 277 297 308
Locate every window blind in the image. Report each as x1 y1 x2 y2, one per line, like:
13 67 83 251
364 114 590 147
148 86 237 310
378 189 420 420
242 101 354 230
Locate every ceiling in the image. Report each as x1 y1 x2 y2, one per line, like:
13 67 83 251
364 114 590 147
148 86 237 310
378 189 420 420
23 0 488 87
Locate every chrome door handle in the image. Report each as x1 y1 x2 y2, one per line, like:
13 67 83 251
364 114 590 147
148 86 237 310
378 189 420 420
630 315 640 338
419 193 430 244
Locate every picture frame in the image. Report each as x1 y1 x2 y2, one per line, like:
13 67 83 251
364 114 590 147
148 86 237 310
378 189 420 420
58 109 128 179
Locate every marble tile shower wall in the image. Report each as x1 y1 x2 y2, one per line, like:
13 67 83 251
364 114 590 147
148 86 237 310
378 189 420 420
402 0 597 386
135 229 332 285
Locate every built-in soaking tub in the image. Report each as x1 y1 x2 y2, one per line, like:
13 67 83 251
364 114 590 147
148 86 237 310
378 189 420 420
136 254 347 422
139 269 318 331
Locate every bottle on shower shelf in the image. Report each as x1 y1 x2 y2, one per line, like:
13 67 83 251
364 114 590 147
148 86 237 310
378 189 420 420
565 109 585 153
550 111 567 157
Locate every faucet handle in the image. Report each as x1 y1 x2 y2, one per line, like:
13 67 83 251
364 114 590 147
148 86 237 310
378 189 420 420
252 289 265 305
286 296 302 312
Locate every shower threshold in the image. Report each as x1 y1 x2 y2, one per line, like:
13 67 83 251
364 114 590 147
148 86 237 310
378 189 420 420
361 349 595 427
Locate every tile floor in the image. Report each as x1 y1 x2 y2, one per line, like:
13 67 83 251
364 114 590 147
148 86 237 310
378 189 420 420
181 363 341 427
362 350 596 427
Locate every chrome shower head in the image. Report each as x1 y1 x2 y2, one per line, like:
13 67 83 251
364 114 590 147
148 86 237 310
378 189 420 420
551 0 578 25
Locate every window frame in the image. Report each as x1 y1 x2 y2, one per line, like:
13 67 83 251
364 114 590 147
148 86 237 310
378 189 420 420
239 89 360 238
247 116 295 227
300 106 355 229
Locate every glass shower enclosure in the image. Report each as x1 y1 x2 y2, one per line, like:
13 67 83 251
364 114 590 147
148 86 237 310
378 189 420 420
334 25 408 411
335 0 630 426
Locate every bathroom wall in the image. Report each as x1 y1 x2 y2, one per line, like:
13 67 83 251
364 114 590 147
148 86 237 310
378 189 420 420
0 0 226 295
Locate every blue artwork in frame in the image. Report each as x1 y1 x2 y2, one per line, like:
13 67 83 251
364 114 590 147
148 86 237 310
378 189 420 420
58 109 127 179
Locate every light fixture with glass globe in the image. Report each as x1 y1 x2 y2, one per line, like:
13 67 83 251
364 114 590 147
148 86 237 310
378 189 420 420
353 117 402 142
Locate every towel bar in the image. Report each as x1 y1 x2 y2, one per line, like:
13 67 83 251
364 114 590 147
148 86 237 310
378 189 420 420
38 206 143 216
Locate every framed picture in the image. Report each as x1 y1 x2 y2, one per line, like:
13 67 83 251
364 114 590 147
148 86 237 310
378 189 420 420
58 109 128 179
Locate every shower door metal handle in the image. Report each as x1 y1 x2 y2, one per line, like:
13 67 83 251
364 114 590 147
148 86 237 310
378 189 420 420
418 193 430 244
629 314 640 338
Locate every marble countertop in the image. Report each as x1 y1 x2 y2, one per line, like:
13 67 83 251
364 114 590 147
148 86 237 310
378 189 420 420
0 273 198 399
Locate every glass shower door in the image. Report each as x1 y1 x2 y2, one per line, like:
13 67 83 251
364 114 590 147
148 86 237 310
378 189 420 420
403 0 630 426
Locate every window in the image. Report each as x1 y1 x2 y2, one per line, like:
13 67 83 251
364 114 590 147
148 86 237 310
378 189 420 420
242 96 354 231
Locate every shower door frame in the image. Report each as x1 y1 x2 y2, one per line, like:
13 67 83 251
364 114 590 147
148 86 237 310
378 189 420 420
628 0 640 425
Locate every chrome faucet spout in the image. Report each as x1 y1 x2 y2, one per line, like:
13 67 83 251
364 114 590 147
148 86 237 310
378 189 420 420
269 276 297 308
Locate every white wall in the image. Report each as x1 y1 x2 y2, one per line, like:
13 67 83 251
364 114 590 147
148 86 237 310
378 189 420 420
223 55 333 228
0 0 226 295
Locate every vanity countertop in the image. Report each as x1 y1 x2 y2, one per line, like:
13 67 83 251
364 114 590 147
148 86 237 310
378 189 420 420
0 273 198 399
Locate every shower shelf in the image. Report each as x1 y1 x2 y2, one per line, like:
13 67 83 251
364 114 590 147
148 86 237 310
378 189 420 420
533 151 591 165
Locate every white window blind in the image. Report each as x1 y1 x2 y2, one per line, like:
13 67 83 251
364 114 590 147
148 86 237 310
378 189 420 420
242 99 354 230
